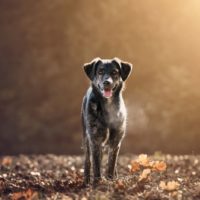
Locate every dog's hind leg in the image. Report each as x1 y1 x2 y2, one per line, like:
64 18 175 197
84 138 91 185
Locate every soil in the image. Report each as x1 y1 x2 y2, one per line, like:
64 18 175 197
0 154 200 200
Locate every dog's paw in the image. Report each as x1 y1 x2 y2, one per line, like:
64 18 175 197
92 177 102 188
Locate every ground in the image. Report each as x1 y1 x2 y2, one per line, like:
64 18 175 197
0 154 200 200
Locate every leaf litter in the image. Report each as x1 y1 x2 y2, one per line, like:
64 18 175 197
0 154 200 199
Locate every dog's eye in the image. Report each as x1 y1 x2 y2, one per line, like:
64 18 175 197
98 69 104 75
112 70 118 75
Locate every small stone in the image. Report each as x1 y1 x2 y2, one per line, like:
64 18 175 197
192 171 196 175
30 171 40 176
3 174 7 178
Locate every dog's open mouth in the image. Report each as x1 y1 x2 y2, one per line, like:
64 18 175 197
103 89 113 98
98 84 117 98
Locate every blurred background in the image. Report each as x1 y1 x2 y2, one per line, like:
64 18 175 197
0 0 200 155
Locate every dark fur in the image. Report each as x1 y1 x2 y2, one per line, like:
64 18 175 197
81 57 132 185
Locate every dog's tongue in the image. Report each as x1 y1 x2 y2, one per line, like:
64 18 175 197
103 89 112 98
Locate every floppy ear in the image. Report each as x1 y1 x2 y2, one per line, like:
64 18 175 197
83 57 101 81
121 61 132 81
112 57 133 81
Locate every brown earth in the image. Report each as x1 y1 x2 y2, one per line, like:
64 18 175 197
0 154 200 199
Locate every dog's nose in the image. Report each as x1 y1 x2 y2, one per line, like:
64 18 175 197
103 80 111 86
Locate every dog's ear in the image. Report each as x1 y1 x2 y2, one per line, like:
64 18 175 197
121 61 132 81
83 57 101 81
112 57 133 81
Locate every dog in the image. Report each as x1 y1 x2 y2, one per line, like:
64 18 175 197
81 57 132 185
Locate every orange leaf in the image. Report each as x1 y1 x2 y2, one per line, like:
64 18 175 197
11 189 38 200
159 181 180 191
139 168 151 181
153 161 167 172
137 154 150 167
129 161 140 172
2 156 12 166
115 180 125 190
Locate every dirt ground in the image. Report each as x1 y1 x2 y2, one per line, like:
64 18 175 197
0 154 200 200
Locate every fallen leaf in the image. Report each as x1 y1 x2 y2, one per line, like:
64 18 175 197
139 168 151 181
153 161 167 172
159 181 166 190
159 181 180 191
129 161 140 172
137 154 150 167
2 156 12 166
115 179 125 190
11 189 38 200
81 197 88 200
62 195 73 200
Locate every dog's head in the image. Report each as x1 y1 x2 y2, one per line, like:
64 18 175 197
83 58 132 98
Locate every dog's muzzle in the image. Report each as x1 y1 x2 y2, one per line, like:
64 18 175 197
102 80 112 98
97 79 116 98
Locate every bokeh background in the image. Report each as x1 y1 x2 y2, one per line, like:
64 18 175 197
1 0 200 155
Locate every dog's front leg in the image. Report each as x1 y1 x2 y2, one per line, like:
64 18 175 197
83 138 91 185
107 145 121 179
107 129 124 179
90 139 102 186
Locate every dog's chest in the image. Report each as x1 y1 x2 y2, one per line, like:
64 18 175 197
102 101 126 126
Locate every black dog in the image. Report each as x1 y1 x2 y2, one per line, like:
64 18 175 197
81 57 132 185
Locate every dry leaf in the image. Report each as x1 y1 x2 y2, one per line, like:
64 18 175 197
2 156 12 166
153 161 167 172
62 195 73 200
139 168 151 181
129 161 140 172
11 189 38 200
159 181 180 191
81 197 88 200
137 154 150 167
166 181 180 191
115 180 125 190
159 181 167 190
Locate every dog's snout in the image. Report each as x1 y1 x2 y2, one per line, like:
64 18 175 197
103 77 113 86
103 80 111 86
